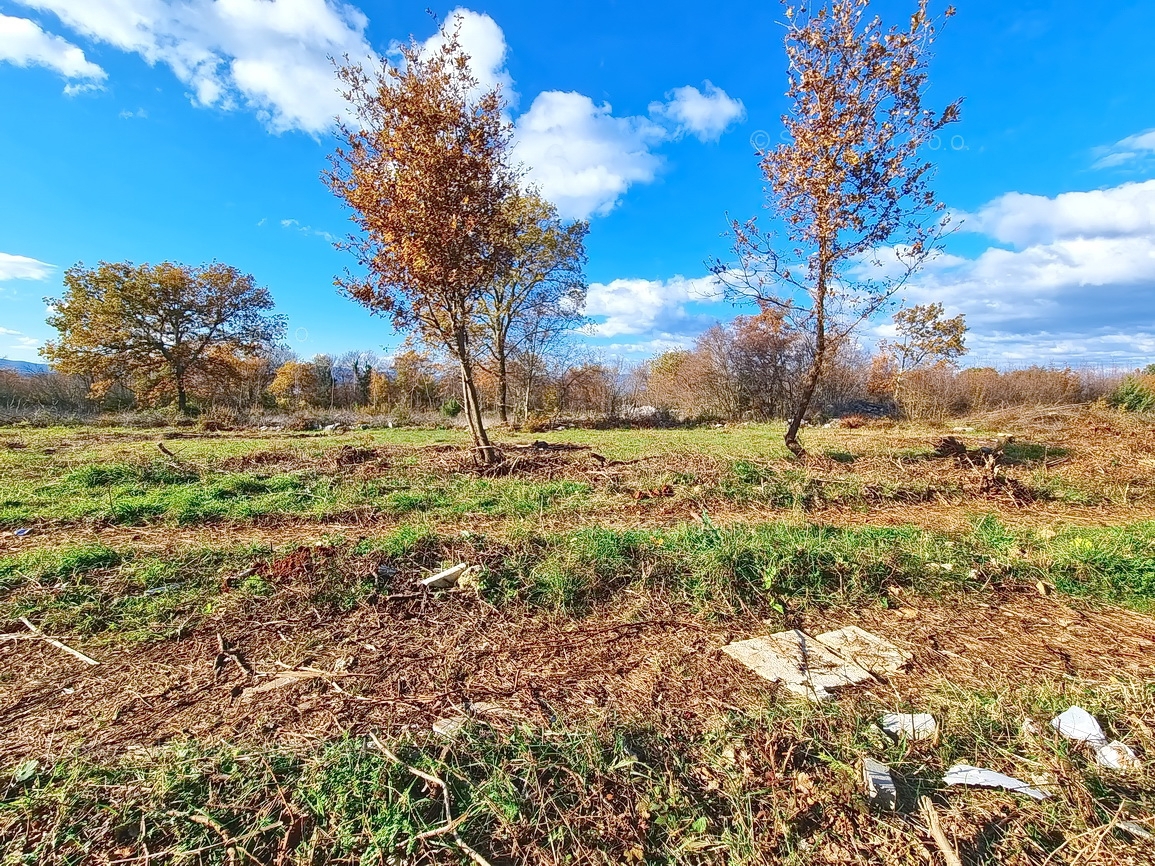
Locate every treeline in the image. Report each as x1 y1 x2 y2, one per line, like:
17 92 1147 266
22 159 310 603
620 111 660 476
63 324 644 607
635 306 1123 422
0 346 638 422
1 341 1131 425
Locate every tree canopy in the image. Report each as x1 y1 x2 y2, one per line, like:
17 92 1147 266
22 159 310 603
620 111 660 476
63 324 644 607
476 191 589 422
327 21 518 462
42 261 284 412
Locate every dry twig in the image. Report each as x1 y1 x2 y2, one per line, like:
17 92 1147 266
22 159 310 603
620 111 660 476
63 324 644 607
919 796 963 866
20 617 100 666
369 732 493 866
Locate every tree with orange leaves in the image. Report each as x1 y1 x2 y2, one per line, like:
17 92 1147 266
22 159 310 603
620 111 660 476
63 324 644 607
327 22 517 463
714 0 961 456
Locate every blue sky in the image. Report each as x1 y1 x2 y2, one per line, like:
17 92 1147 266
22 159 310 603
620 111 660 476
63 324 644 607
1 0 1154 368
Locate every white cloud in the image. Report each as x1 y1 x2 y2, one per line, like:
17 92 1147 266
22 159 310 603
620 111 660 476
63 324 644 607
0 13 106 88
964 180 1155 246
649 81 745 142
418 7 512 102
280 218 337 244
1093 128 1155 170
586 275 721 337
892 180 1155 365
15 0 376 133
0 253 55 281
515 91 668 220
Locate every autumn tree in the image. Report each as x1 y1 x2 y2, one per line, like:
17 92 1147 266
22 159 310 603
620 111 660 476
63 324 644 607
714 0 961 456
476 191 589 422
327 23 517 463
43 261 284 413
269 360 321 407
885 302 965 375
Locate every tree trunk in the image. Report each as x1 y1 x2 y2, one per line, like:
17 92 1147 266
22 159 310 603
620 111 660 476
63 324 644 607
176 376 189 415
459 357 500 465
784 262 828 459
497 348 509 424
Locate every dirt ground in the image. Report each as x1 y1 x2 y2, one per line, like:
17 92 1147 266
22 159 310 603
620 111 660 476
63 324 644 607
5 584 1154 765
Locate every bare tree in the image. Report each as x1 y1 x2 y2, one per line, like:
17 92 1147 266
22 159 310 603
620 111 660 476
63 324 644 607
714 0 960 456
476 191 589 422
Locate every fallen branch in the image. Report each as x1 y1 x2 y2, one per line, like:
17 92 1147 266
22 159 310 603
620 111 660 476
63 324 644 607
20 617 100 666
369 732 493 866
919 796 963 866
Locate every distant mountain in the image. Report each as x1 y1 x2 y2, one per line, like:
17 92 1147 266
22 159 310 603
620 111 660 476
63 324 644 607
0 359 49 375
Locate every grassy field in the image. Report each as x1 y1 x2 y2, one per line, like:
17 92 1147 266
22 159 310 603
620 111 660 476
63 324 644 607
2 406 1154 864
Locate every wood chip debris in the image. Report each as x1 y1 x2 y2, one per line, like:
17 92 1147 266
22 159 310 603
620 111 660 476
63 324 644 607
722 626 907 701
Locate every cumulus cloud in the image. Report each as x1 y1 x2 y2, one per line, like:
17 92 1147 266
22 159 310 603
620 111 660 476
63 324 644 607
963 180 1155 246
0 13 106 89
893 180 1155 365
1093 128 1155 170
514 92 668 220
514 80 745 219
418 7 513 101
649 81 745 142
15 0 376 133
585 275 721 338
0 253 55 282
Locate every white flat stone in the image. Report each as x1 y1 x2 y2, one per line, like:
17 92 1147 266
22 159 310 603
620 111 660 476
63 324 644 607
421 563 469 589
880 712 938 741
722 630 874 701
815 625 910 675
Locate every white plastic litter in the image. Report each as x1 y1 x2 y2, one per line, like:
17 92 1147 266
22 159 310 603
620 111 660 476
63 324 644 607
1051 706 1142 771
1096 741 1141 770
942 764 1051 800
880 712 938 741
1052 706 1108 745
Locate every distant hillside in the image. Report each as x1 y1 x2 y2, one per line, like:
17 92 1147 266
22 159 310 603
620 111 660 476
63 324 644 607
0 359 49 375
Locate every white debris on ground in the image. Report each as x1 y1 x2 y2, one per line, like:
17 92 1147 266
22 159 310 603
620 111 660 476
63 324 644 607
721 629 876 700
815 624 912 674
1052 706 1142 770
421 563 472 589
862 757 898 811
942 764 1051 800
722 626 908 700
880 712 938 741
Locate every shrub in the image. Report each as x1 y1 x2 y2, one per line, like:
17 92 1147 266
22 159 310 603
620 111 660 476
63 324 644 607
1108 375 1155 413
